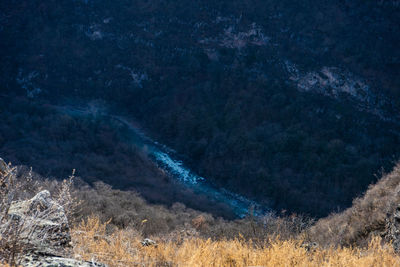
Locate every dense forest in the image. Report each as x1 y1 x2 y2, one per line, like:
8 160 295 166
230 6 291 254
0 96 237 217
1 0 399 217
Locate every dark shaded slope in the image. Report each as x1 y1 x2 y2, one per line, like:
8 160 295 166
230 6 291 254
1 0 399 216
0 96 238 218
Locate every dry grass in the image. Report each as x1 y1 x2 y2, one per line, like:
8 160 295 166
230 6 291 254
309 163 400 247
4 161 400 266
72 216 400 267
0 160 77 266
73 180 312 240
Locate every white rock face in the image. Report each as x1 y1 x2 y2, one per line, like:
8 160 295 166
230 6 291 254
199 20 270 49
7 190 70 251
2 190 107 267
20 254 106 267
286 62 371 100
295 67 371 102
0 157 9 176
219 23 270 49
284 60 397 121
385 203 400 252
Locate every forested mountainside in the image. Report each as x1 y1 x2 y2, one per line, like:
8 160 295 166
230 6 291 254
1 0 399 216
0 97 241 218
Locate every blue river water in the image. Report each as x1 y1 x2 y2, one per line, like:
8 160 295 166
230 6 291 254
56 104 268 217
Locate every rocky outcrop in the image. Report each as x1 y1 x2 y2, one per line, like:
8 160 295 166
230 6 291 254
20 253 106 267
7 190 71 253
385 204 400 252
141 238 157 247
1 190 107 267
0 157 9 176
284 62 398 122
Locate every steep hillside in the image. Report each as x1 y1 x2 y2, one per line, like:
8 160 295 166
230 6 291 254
3 159 400 266
1 0 399 216
0 96 239 217
309 162 400 248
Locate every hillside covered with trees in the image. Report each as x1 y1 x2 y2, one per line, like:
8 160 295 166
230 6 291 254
1 0 399 217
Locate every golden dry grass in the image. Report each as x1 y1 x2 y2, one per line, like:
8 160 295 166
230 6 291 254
71 216 400 267
309 164 400 247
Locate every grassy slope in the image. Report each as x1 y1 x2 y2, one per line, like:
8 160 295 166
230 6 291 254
70 163 400 266
3 161 400 266
309 163 400 247
71 216 400 267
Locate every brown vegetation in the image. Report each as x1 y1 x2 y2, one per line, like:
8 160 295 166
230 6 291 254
3 160 400 266
309 163 400 247
73 180 312 240
71 216 400 267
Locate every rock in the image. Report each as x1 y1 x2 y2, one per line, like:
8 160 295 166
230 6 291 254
21 253 107 267
141 238 157 247
1 190 107 267
385 204 400 252
300 242 318 252
0 157 9 176
7 190 71 254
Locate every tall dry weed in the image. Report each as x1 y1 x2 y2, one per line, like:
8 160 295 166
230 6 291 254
72 216 400 267
0 159 76 266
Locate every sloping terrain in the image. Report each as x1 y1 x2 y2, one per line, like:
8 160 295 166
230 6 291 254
309 162 400 247
3 158 400 266
1 0 399 216
0 96 239 217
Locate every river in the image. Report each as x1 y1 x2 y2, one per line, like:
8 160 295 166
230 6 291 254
55 104 268 218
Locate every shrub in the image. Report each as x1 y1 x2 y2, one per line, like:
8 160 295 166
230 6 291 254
71 216 400 267
308 163 400 247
